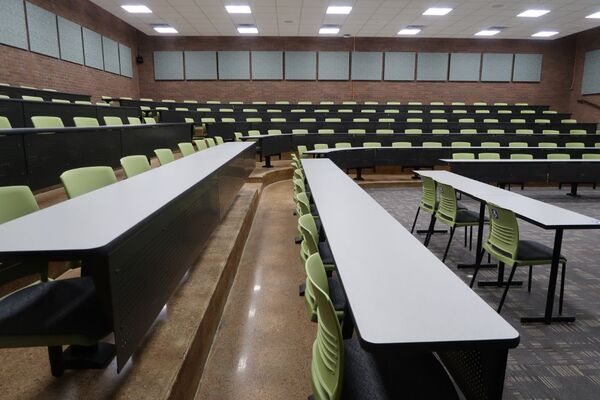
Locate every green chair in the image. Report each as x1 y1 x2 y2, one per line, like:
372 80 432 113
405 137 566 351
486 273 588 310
103 116 123 126
375 129 394 134
0 116 12 128
542 130 559 135
73 117 99 127
304 253 345 322
267 129 282 135
405 128 422 134
154 148 175 165
314 144 329 151
348 129 366 134
510 154 533 160
297 145 308 158
430 183 482 262
363 142 381 148
31 116 64 128
300 118 317 123
470 203 567 314
487 129 505 134
460 129 477 134
423 142 442 148
452 153 475 160
582 154 600 159
478 153 501 160
234 132 243 141
178 142 196 157
392 142 412 148
538 142 557 148
335 142 351 149
214 136 225 145
60 166 117 198
509 142 528 148
298 214 335 272
458 118 475 123
292 129 309 135
22 95 43 102
52 99 70 104
515 129 534 135
570 129 587 135
481 142 500 148
120 155 151 178
432 129 450 134
451 142 471 147
127 117 143 125
206 138 217 147
547 153 570 160
411 176 437 233
194 139 208 151
144 117 156 124
565 142 584 148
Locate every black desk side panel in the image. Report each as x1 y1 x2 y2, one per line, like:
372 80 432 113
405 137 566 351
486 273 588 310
0 134 27 186
121 124 192 158
217 144 255 219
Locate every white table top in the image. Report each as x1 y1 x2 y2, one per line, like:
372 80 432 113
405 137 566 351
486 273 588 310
0 142 254 253
416 170 600 229
302 159 519 349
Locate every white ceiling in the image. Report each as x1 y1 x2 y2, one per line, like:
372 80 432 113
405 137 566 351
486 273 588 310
90 0 600 39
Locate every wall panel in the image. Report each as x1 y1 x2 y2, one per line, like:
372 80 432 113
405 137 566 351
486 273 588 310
58 17 83 65
102 36 120 74
384 52 416 81
513 53 542 82
417 53 448 81
285 51 316 80
481 53 513 82
351 52 382 81
251 51 283 80
26 2 59 58
119 43 133 78
0 0 28 50
218 51 250 80
318 51 349 80
154 51 184 80
449 53 480 81
581 49 600 95
82 27 104 70
185 51 217 80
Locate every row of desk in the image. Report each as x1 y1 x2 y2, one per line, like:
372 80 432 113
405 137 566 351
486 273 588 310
0 86 91 103
0 98 141 128
0 142 255 371
301 158 520 399
0 123 193 190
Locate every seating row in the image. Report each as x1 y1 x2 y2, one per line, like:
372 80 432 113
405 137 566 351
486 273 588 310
0 83 91 102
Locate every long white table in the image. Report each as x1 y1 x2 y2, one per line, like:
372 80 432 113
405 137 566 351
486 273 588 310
416 170 600 324
0 142 255 371
302 158 519 399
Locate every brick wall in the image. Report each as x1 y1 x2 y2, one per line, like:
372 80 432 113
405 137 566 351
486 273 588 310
0 0 140 101
568 26 600 125
137 35 577 112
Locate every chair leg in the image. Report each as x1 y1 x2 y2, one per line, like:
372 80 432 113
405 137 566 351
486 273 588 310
469 249 486 288
469 226 473 251
559 262 566 315
464 226 467 247
442 227 456 262
410 207 420 234
424 215 436 247
48 346 64 377
497 263 517 314
527 265 532 292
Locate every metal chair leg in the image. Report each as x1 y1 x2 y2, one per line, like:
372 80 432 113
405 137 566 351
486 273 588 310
463 226 467 247
528 265 533 292
469 226 473 251
469 249 486 288
559 261 566 315
410 207 420 234
442 227 456 262
424 215 436 247
497 263 517 314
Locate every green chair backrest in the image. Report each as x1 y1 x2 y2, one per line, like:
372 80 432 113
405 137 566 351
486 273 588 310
565 142 584 148
582 153 600 159
293 129 309 135
248 130 261 137
31 116 64 128
562 119 577 124
363 142 381 148
423 142 442 148
392 142 412 148
128 117 143 125
405 129 422 134
215 136 225 144
144 117 156 124
310 272 344 400
378 118 395 123
73 117 99 127
452 153 475 160
325 118 340 122
299 214 320 259
432 129 450 134
459 118 475 123
22 95 43 102
481 142 500 148
479 152 501 160
335 142 351 149
436 183 459 224
103 116 123 126
538 142 557 148
542 130 559 135
194 139 208 151
487 129 504 134
206 138 216 147
484 203 519 265
178 142 196 157
419 176 437 212
348 129 366 134
509 142 528 147
318 129 334 134
52 99 70 104
375 129 394 134
570 129 587 135
510 119 526 123
60 166 117 199
515 129 533 134
406 118 423 123
510 153 533 160
0 116 12 128
154 148 175 165
460 129 477 134
234 132 243 142
547 153 571 160
297 145 308 157
0 186 39 225
314 144 329 150
120 155 151 178
451 142 471 147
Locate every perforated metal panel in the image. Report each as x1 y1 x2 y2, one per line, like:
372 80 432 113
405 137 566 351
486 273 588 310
285 51 316 80
481 53 513 82
185 51 217 80
119 43 133 78
351 52 382 81
251 51 283 80
82 27 104 70
0 0 28 50
449 53 481 81
218 51 250 80
26 2 59 58
582 49 600 95
58 17 83 65
154 51 184 80
384 52 416 81
513 54 542 82
318 51 349 80
417 53 448 81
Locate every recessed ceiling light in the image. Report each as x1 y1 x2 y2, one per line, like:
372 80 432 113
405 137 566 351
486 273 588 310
121 5 152 13
154 26 177 34
398 27 421 35
423 7 452 16
319 26 340 34
532 30 558 37
326 6 352 14
475 29 501 36
237 25 258 34
586 11 600 19
226 5 251 14
517 9 550 18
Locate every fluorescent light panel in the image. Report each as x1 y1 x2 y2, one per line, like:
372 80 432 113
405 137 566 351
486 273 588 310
319 26 340 34
226 5 251 14
121 5 152 13
237 26 258 34
423 7 452 16
517 9 550 17
586 11 600 19
398 28 421 35
326 6 352 14
154 26 177 33
532 30 558 37
475 29 501 36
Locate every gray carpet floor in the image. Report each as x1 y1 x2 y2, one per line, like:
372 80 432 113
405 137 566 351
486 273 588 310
365 186 600 400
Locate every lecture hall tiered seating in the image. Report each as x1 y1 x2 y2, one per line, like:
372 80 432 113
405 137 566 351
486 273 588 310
1 0 600 399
